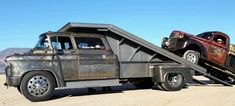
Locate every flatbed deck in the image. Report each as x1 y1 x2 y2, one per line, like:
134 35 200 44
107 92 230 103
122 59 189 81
58 22 232 86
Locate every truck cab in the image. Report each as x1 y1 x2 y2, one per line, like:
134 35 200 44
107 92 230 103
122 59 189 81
33 32 119 81
197 31 229 65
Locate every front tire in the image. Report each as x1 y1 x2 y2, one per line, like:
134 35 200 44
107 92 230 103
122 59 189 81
160 73 184 91
20 71 55 102
183 50 199 64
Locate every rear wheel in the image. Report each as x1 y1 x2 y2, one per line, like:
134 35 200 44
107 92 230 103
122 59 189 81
183 50 199 64
160 73 184 91
20 71 55 102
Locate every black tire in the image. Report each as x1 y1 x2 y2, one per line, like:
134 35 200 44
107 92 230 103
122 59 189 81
160 73 184 91
20 71 55 102
183 50 199 64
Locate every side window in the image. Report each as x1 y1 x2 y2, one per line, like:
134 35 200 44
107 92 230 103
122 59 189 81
213 35 226 46
51 36 73 49
75 37 105 49
201 33 212 40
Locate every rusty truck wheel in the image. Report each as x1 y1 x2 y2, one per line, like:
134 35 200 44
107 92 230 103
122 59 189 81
20 71 55 102
183 50 199 64
160 73 184 91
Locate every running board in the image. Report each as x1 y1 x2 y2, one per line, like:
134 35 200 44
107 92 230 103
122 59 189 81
58 79 121 89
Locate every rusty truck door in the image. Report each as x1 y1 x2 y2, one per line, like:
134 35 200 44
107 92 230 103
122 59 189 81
207 34 228 65
51 36 78 81
75 37 119 80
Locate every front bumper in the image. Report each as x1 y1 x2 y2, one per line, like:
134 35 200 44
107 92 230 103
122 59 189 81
4 66 21 87
4 76 21 87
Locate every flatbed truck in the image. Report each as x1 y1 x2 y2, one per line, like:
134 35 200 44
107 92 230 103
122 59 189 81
4 23 231 101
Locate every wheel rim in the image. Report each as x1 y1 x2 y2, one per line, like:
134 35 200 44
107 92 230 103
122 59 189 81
186 52 197 63
27 76 50 97
167 74 182 86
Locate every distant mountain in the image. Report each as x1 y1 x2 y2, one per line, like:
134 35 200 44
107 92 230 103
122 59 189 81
0 48 31 73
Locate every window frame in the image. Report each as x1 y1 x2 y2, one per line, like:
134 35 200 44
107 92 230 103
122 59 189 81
212 34 227 46
50 36 74 50
198 32 213 40
74 37 106 50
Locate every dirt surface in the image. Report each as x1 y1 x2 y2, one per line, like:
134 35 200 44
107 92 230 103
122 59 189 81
1 74 235 106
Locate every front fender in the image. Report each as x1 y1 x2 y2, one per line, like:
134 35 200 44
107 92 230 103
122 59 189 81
5 56 66 87
185 40 207 58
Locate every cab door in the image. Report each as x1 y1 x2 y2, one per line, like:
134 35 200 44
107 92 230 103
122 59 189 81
50 36 78 81
207 34 228 65
74 36 119 80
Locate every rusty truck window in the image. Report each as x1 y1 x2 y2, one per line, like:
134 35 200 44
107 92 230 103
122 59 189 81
51 36 73 49
213 35 226 46
75 37 105 49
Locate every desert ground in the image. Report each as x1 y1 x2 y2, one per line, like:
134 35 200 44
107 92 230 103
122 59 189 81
1 74 235 106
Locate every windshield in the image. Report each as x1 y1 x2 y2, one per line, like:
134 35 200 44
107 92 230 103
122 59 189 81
34 35 49 49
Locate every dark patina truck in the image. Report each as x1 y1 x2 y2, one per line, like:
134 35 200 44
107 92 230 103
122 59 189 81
162 31 235 80
8 23 234 102
4 23 195 101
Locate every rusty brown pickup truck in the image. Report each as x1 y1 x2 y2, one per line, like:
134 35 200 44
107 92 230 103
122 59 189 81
162 31 235 78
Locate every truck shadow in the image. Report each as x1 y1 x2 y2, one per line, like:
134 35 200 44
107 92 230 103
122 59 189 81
50 80 221 100
51 83 140 100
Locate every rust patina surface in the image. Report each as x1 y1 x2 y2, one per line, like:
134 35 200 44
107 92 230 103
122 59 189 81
4 32 119 87
162 31 235 72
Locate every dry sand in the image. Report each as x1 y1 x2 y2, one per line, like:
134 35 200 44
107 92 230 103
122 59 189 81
1 74 235 106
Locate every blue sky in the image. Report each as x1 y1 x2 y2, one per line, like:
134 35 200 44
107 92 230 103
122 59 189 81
0 0 235 51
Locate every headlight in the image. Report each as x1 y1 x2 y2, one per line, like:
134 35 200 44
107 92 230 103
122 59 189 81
4 60 10 67
162 37 170 47
179 34 184 39
165 41 170 46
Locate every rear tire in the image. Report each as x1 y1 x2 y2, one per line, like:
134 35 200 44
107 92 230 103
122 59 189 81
183 50 199 64
160 73 184 91
20 71 55 102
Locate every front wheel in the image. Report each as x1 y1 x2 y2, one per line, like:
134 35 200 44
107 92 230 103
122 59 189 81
160 73 184 91
183 50 199 64
20 71 55 102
